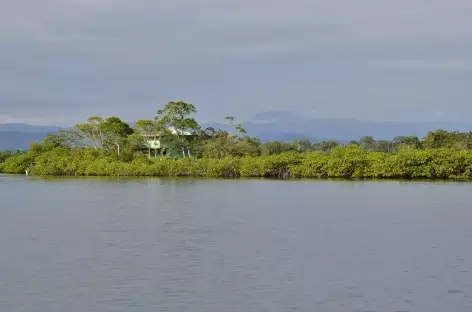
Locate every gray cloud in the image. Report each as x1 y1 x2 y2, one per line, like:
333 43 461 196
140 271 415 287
1 0 472 125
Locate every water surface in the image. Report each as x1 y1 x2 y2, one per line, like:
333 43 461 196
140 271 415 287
1 175 471 311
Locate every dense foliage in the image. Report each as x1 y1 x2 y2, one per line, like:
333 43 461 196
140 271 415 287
2 145 472 180
2 101 472 180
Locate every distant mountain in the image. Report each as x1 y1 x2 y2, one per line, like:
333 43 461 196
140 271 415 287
251 110 304 123
0 124 64 150
202 121 319 142
1 113 472 150
0 123 60 133
0 131 51 151
205 111 472 142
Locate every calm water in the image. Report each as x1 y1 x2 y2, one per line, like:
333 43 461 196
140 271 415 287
1 175 472 312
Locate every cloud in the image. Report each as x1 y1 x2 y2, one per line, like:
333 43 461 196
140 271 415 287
1 0 472 125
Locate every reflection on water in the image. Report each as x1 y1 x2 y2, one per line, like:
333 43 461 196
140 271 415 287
1 176 471 311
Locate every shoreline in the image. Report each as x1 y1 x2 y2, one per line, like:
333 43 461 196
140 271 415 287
2 173 471 183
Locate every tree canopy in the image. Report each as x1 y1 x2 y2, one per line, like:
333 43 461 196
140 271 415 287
2 100 472 180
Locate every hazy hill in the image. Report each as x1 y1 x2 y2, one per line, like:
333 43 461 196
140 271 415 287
1 112 472 150
0 123 60 133
0 131 51 151
205 111 472 142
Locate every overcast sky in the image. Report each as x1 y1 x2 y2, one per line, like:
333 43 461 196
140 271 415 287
1 0 471 125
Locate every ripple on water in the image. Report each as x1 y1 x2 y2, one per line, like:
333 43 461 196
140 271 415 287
2 179 472 312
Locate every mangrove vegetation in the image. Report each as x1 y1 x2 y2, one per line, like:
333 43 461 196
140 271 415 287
2 101 472 180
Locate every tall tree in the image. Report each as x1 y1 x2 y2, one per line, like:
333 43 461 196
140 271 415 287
293 139 312 152
359 136 376 151
131 120 167 158
155 101 200 157
101 117 133 156
392 136 421 150
76 116 133 155
373 140 392 153
422 130 462 149
199 130 260 158
43 129 82 148
225 116 235 135
75 116 108 149
235 123 247 137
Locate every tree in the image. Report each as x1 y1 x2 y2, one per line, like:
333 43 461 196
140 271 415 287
232 137 260 156
359 136 375 151
75 116 108 150
373 140 392 153
313 140 340 152
235 124 247 137
101 117 133 156
76 116 133 155
392 136 421 150
422 130 458 149
199 130 260 158
455 132 472 150
261 141 295 155
155 101 200 157
203 126 216 137
0 151 19 163
322 140 340 151
199 130 225 158
44 129 82 148
225 116 235 135
293 139 312 153
131 120 168 158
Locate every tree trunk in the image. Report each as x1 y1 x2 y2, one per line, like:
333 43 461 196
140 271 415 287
148 147 151 159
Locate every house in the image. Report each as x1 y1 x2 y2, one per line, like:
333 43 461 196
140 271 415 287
140 127 195 158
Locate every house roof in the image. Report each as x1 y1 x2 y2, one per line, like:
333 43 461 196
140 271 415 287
141 127 193 137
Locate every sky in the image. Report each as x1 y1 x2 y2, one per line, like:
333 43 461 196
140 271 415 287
1 0 471 126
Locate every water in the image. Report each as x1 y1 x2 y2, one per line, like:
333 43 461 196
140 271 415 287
1 175 472 312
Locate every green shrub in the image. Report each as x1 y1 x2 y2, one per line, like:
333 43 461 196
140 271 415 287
3 146 472 180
